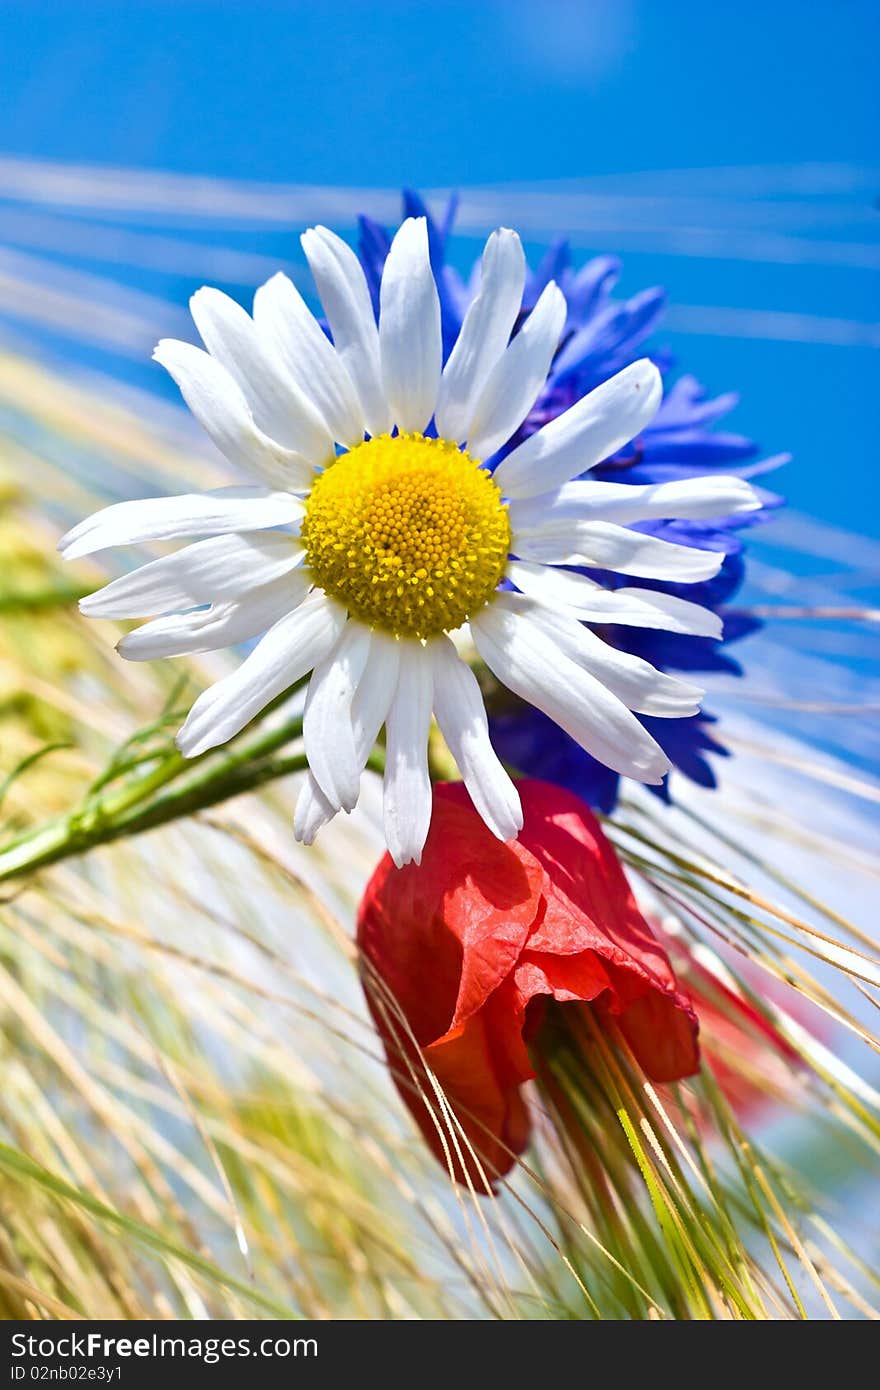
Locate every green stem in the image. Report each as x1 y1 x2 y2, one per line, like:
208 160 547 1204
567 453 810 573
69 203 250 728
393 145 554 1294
0 582 93 613
0 706 333 883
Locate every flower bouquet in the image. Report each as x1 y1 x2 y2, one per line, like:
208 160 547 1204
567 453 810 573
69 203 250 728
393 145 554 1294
0 191 876 1324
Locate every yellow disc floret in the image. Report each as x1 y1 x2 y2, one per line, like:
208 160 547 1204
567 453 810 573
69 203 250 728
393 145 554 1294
301 433 510 639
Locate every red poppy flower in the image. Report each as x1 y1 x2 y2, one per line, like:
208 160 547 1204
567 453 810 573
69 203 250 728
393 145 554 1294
357 779 699 1185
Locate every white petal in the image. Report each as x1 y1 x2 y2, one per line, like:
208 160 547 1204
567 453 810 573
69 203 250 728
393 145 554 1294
435 228 525 443
190 287 333 462
153 339 316 491
117 570 310 661
512 519 725 582
293 629 400 844
302 225 391 437
518 596 704 717
383 641 433 867
509 474 761 528
430 636 522 841
379 217 442 434
465 281 566 461
351 630 401 760
471 601 670 783
508 561 722 637
253 272 365 447
59 487 302 560
80 533 304 619
176 592 346 757
293 772 336 846
494 359 663 499
303 623 372 812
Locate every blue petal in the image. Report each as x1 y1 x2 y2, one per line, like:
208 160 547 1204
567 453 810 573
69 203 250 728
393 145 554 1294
524 237 571 307
489 705 622 813
356 215 390 318
565 254 622 319
552 287 667 388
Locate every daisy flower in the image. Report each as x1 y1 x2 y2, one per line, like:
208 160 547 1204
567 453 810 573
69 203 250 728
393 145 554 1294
60 218 759 866
360 193 786 812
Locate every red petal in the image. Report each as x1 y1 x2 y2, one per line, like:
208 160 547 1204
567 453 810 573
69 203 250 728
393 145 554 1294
603 986 700 1083
513 949 615 1009
518 782 682 990
424 1002 532 1184
359 784 544 1046
364 986 532 1187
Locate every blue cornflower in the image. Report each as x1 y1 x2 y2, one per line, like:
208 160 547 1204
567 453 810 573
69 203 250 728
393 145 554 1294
356 190 786 812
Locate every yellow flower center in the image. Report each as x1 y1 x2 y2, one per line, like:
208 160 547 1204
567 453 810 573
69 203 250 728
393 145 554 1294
301 433 510 639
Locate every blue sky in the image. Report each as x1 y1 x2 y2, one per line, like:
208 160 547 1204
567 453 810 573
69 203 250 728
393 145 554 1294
3 1 876 186
1 0 878 534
